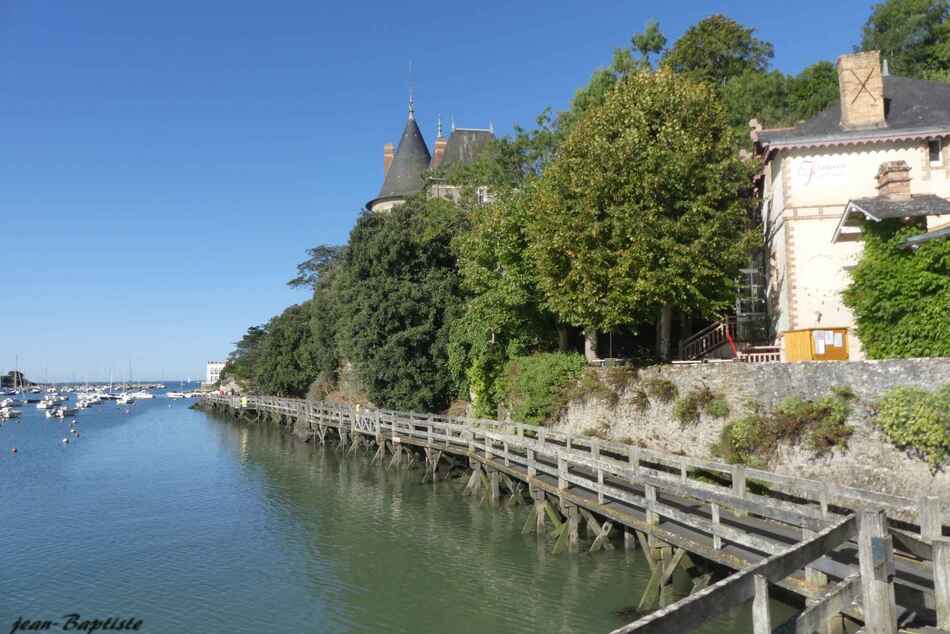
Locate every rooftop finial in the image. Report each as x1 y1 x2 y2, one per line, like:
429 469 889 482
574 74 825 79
489 120 494 134
408 60 415 120
437 114 443 138
451 115 455 132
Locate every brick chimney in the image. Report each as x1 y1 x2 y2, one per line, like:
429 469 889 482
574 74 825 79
836 51 885 129
432 136 447 169
383 143 394 174
876 161 912 199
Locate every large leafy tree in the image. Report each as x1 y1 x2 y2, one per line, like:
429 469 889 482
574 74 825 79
221 324 268 389
253 303 319 397
663 14 773 86
523 70 756 358
861 0 950 81
335 197 465 412
843 221 950 358
287 244 345 291
450 185 558 415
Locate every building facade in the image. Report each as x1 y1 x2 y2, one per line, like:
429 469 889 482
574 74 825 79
753 51 950 359
205 361 225 386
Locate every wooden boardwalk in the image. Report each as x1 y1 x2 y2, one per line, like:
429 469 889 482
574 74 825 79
202 394 950 634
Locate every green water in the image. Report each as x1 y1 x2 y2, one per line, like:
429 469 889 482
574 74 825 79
0 396 794 632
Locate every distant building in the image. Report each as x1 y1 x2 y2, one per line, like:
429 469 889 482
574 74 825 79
205 361 226 386
0 371 30 388
365 97 494 213
752 50 950 360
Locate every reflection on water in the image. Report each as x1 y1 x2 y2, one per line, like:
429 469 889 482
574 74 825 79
0 399 795 633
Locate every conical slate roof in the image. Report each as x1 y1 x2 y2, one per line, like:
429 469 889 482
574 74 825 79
377 116 431 199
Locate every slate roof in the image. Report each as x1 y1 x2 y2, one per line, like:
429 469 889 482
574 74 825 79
375 116 431 201
436 129 494 170
832 194 950 242
757 76 950 150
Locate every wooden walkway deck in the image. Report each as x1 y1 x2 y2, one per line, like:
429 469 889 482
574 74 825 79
202 394 950 634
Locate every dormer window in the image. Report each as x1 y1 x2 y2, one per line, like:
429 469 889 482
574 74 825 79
929 139 943 166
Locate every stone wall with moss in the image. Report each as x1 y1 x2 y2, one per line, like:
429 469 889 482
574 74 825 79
553 358 950 500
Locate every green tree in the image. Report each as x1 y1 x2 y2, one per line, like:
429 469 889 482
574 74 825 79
221 324 268 389
663 14 774 86
843 221 950 357
287 244 345 290
786 61 840 122
253 303 319 397
335 197 465 412
450 185 559 415
860 0 950 81
523 70 756 359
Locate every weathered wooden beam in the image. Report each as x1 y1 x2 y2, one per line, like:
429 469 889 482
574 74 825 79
789 573 860 634
934 537 950 629
752 574 771 634
857 509 897 634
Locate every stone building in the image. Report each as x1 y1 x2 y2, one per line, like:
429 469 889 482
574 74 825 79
752 50 950 359
365 98 494 213
205 361 225 386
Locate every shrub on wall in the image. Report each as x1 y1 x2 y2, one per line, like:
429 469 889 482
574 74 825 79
715 393 853 466
643 378 678 403
843 220 950 358
876 385 950 468
495 352 586 425
672 386 726 425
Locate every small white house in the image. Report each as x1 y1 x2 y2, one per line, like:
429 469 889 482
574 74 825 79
753 50 950 359
205 361 226 386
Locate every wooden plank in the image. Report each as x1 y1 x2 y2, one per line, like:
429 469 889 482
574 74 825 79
934 538 950 629
858 509 897 634
789 573 860 634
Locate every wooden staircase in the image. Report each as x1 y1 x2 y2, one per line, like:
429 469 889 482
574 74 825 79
678 317 781 363
678 317 736 361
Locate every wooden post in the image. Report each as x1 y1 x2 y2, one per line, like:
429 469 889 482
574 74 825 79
645 484 658 527
711 503 723 550
624 529 636 551
489 469 500 505
920 496 942 541
527 448 536 477
934 537 950 629
858 509 897 634
629 446 640 480
752 574 771 634
732 465 747 517
597 469 605 504
558 455 568 491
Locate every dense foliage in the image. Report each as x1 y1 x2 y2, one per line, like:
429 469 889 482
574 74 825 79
860 0 950 82
716 393 854 466
494 353 586 425
843 220 950 358
523 70 755 348
876 384 950 468
334 197 465 412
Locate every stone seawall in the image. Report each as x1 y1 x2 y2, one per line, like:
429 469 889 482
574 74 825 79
554 358 950 500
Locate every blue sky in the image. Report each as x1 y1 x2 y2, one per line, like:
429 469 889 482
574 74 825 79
0 1 874 382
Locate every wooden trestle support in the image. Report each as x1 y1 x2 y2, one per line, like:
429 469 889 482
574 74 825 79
201 395 950 634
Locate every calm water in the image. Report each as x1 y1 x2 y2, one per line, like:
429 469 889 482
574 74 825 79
0 392 794 633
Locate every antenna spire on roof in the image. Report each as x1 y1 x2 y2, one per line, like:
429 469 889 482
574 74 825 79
408 60 415 120
437 114 443 138
451 115 455 132
489 120 494 134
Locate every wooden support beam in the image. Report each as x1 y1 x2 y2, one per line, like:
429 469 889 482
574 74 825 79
858 509 897 634
625 529 637 552
752 574 771 634
590 521 614 552
934 537 950 629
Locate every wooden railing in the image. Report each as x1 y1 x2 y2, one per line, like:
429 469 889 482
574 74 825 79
678 317 736 361
203 394 950 633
